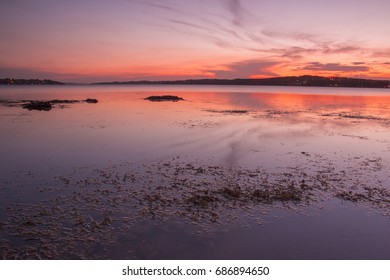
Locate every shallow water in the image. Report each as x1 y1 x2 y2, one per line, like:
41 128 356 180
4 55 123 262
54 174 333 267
0 85 389 259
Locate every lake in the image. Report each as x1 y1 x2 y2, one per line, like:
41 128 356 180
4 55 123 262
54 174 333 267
0 85 389 259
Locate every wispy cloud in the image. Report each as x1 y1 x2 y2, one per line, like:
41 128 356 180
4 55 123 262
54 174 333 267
224 0 245 27
162 19 238 51
130 0 181 13
262 30 320 44
262 29 364 57
372 49 390 58
210 59 280 79
302 62 369 72
323 45 360 55
264 47 317 59
144 1 178 12
167 19 242 43
200 17 245 41
128 1 274 53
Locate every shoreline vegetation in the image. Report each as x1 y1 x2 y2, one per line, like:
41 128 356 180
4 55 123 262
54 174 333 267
1 75 390 88
0 78 64 85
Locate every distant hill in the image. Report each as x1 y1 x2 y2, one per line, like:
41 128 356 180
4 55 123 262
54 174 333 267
0 78 64 85
2 75 389 88
93 75 390 88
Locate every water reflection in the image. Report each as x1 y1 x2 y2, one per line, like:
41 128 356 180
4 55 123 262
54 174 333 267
0 85 389 259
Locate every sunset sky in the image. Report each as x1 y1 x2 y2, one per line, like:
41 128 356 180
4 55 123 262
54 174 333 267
1 0 390 83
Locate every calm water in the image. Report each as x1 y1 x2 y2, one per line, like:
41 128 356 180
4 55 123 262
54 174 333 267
0 85 389 259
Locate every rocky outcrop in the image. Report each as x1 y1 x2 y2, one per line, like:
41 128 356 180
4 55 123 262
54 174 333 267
144 95 184 102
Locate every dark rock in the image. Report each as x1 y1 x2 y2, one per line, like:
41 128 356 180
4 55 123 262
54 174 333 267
16 99 98 111
50 99 80 104
85 98 98 103
144 95 184 102
206 109 249 114
22 101 52 111
219 110 248 114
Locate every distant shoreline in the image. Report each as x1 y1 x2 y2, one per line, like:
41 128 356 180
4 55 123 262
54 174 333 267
92 75 390 89
1 75 390 89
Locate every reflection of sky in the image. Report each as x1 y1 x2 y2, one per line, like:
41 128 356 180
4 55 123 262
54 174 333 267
1 0 390 82
1 86 389 176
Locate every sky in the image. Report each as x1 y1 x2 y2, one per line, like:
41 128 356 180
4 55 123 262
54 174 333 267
1 0 390 83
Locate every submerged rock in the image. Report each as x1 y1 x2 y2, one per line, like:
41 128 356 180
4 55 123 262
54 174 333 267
144 95 184 102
